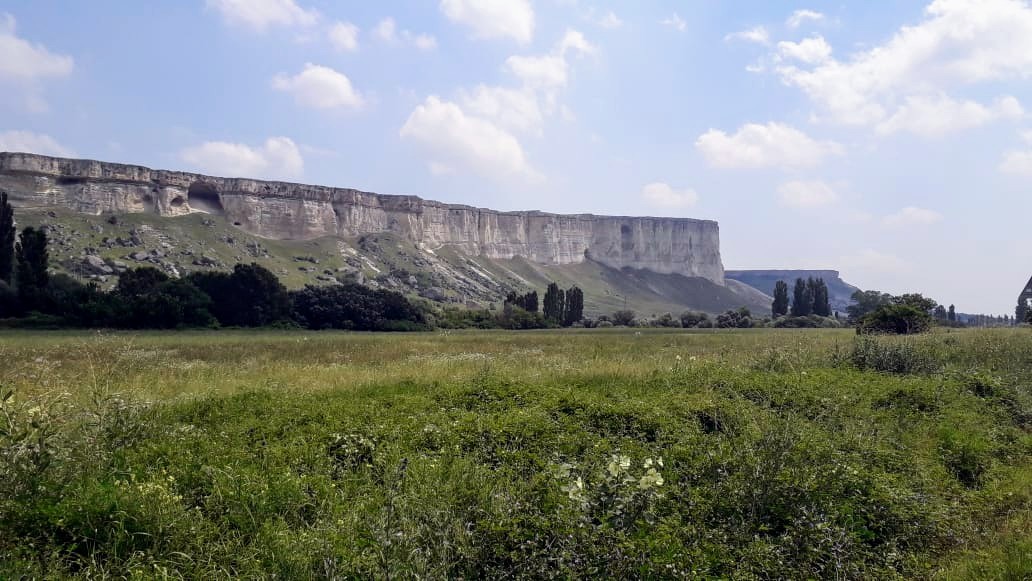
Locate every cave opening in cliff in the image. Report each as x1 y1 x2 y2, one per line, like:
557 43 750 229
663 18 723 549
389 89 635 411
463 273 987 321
187 182 224 215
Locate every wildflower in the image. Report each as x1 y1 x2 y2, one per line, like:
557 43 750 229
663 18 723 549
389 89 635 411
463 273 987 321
639 468 664 489
608 454 631 476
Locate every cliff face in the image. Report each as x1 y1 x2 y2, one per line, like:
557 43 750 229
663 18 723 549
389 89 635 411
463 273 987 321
0 152 725 283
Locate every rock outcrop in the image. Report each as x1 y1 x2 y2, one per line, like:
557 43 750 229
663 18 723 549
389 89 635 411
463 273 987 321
0 152 725 283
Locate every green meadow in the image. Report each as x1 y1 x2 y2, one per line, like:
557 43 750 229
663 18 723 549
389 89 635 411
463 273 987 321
1 328 1030 578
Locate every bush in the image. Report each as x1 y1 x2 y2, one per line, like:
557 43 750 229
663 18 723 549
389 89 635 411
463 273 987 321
857 304 932 335
611 310 636 327
679 311 709 328
716 307 753 328
290 283 427 331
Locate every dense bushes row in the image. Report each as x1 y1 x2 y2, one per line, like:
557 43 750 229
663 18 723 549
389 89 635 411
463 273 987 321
1 263 429 331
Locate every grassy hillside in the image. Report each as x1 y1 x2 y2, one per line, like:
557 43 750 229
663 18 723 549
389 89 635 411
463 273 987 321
0 328 1029 578
16 208 768 316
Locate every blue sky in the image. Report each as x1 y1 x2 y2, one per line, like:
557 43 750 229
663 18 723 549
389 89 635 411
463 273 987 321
2 0 1031 314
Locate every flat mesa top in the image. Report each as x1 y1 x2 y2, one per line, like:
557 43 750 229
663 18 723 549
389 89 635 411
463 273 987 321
0 151 717 225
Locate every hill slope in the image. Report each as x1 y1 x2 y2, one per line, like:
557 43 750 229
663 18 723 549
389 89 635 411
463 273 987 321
16 208 767 317
725 270 860 313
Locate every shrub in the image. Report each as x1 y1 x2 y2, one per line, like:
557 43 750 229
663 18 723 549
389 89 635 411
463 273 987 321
857 304 932 335
679 311 709 328
611 310 636 327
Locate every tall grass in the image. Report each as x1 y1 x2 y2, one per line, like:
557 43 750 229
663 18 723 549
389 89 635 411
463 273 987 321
0 328 1029 578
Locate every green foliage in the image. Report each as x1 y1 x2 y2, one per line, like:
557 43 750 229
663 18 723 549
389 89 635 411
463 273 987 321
0 191 14 284
188 263 291 327
847 290 893 321
564 286 584 326
0 329 1030 577
846 335 939 374
290 283 427 331
716 307 753 328
680 310 710 328
611 309 636 326
504 290 538 313
543 282 561 323
14 226 49 311
772 280 789 317
858 303 933 335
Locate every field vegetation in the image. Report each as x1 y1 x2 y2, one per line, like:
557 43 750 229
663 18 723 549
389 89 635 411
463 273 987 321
1 328 1030 578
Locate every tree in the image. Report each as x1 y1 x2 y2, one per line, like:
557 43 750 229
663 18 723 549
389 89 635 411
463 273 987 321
771 280 789 317
189 263 290 327
0 191 14 284
543 282 561 324
934 304 947 321
564 286 584 326
791 278 813 317
858 304 932 335
812 278 831 317
115 266 169 298
948 304 957 322
611 309 636 326
15 227 49 311
894 293 938 314
680 311 710 328
717 307 753 328
846 290 893 321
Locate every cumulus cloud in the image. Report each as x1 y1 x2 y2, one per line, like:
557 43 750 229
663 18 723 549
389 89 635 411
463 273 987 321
206 0 317 31
506 29 596 92
400 96 538 180
459 85 543 135
776 36 831 64
725 26 769 45
775 0 1032 133
0 130 74 157
1000 150 1032 176
876 94 1023 137
272 63 364 110
328 21 358 51
786 9 825 28
695 122 843 169
440 0 534 44
0 14 74 111
661 13 687 32
372 17 437 50
778 180 839 208
593 10 623 29
641 182 699 209
881 206 943 227
180 137 304 180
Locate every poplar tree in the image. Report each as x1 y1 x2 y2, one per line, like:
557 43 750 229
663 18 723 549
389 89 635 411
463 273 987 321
15 227 49 310
0 192 14 284
772 280 789 317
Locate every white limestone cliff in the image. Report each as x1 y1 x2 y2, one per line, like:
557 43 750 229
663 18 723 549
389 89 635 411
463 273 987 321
0 152 725 284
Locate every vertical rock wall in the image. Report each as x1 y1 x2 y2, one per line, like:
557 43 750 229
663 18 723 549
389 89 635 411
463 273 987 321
0 152 725 283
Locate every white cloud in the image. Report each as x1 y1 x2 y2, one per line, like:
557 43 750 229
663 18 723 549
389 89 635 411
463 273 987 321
695 122 843 169
641 182 699 209
272 63 364 110
180 137 304 180
0 130 74 157
778 180 839 208
881 206 943 227
328 21 358 52
400 96 538 180
0 13 74 111
1021 129 1032 144
459 85 543 135
661 13 687 32
594 10 623 29
777 36 831 64
875 94 1023 137
1000 150 1032 175
786 9 825 29
775 0 1032 131
206 0 317 31
440 0 534 44
725 26 769 45
372 17 437 50
506 29 595 91
840 249 909 274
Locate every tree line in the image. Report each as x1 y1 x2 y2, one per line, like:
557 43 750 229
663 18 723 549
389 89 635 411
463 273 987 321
771 277 832 318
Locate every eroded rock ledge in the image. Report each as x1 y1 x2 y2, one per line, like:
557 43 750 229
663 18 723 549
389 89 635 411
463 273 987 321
0 152 725 283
